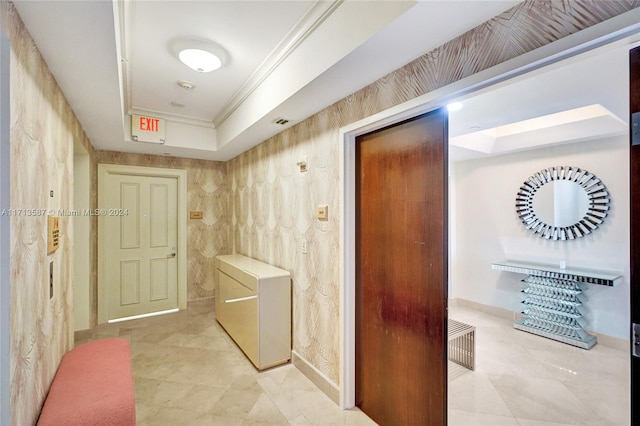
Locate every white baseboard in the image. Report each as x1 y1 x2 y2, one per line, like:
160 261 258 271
292 350 340 405
450 298 629 352
452 298 516 321
591 330 628 352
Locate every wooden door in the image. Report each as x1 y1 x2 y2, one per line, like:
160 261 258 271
355 110 448 425
630 45 640 425
104 173 179 320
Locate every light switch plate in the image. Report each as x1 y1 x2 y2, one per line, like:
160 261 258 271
317 205 328 220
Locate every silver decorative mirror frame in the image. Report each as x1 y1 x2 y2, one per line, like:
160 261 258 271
515 166 610 240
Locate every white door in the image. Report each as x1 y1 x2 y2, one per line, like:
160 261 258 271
104 173 178 320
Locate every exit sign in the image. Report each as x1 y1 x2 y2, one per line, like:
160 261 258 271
131 114 166 144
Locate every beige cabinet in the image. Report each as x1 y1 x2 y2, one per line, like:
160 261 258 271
215 254 291 370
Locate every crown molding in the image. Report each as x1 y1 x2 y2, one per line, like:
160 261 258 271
116 0 135 117
213 0 344 127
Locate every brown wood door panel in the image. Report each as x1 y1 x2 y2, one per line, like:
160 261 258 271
355 110 448 426
630 45 640 426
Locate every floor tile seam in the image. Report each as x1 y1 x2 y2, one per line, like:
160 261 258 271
511 413 603 426
557 375 629 388
256 379 303 422
552 373 614 425
133 375 229 392
282 391 346 424
287 413 313 426
487 371 611 426
552 378 625 426
448 407 518 421
245 394 294 426
482 373 527 420
513 417 573 426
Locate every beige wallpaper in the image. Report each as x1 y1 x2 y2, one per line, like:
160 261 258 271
94 151 230 306
228 0 640 386
2 1 96 424
5 0 639 423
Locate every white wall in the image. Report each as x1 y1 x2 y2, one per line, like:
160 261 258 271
451 135 629 339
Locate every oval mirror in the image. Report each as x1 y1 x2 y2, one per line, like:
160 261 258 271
515 166 610 240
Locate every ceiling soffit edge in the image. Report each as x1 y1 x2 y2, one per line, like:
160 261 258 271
116 0 135 118
128 107 215 129
112 0 127 127
212 0 344 127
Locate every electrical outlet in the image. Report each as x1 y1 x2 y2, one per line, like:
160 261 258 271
301 239 308 254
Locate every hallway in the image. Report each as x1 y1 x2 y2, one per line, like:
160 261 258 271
76 301 629 425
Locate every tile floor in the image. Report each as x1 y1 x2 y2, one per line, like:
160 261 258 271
76 301 630 425
76 300 375 426
448 304 629 426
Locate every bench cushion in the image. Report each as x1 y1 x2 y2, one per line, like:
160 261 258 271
38 338 136 426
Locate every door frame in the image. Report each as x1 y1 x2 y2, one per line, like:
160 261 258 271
338 9 640 409
0 29 11 425
73 143 91 330
97 164 187 324
630 45 640 425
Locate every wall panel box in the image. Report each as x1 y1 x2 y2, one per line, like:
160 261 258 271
215 254 291 370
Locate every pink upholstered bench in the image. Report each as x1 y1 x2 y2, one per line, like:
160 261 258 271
37 338 136 426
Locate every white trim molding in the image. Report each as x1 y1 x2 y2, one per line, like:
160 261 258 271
292 350 340 405
97 164 188 324
213 0 343 127
0 29 11 425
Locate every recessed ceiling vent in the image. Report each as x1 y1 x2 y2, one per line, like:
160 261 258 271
272 117 290 126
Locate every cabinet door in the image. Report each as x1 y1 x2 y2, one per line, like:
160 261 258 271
218 272 258 365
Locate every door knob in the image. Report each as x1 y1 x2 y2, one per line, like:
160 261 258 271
167 252 176 258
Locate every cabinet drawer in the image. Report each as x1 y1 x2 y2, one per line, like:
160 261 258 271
217 259 258 292
217 271 258 364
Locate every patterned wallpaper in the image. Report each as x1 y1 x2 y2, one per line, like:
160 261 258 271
94 151 230 304
5 0 640 423
2 1 96 424
227 0 640 387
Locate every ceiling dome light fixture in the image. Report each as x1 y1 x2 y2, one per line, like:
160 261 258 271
170 39 229 73
178 48 221 73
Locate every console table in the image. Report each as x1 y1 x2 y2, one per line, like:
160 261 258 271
491 261 621 349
